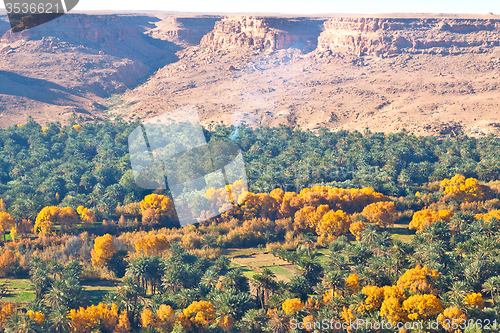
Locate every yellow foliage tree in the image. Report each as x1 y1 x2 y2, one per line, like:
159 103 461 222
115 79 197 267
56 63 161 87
397 265 440 294
463 292 484 310
402 294 443 321
349 221 367 241
475 210 500 223
135 232 169 256
34 206 60 237
141 309 155 328
91 234 116 268
26 310 45 325
437 307 467 332
0 212 16 241
68 303 118 333
316 210 351 244
77 206 96 228
156 304 175 331
381 296 408 324
361 285 384 311
341 306 355 323
73 124 82 132
361 201 398 228
58 207 79 231
0 250 17 277
115 311 132 333
140 194 175 223
380 285 407 324
345 274 360 294
183 301 216 329
409 209 453 233
0 304 15 327
441 174 485 202
282 298 304 314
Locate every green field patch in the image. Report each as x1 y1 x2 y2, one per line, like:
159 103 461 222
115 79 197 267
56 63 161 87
266 265 295 281
82 280 119 305
0 279 35 303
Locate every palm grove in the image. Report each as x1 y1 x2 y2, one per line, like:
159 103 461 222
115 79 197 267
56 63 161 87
0 119 499 331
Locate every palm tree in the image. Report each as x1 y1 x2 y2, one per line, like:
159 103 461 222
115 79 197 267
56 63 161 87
215 256 231 272
296 251 323 285
241 309 267 333
483 276 500 306
252 268 277 309
45 280 68 310
49 306 71 333
223 269 249 293
4 311 39 333
201 267 219 289
267 310 290 333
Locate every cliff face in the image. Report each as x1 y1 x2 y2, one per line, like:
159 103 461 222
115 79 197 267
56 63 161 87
317 18 500 57
146 16 221 46
200 16 326 53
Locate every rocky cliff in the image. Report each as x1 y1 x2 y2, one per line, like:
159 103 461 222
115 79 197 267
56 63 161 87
317 17 500 57
199 16 326 53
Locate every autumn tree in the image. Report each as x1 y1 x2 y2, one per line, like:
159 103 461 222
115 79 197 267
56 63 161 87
361 201 397 228
68 303 118 332
34 206 60 237
140 194 175 225
437 307 467 332
77 206 96 228
91 234 117 269
463 292 484 310
361 285 384 311
441 174 485 202
183 300 216 329
409 209 452 233
349 221 367 241
345 274 360 294
135 232 169 256
397 265 439 294
0 212 16 241
315 209 351 245
58 207 79 232
282 298 304 314
402 294 443 321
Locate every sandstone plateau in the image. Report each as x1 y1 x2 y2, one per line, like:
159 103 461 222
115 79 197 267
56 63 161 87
0 12 500 137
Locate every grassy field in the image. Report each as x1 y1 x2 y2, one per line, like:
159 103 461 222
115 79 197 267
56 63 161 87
0 278 119 304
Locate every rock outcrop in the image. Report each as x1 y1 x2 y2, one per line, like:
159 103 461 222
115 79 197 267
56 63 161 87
200 16 326 53
317 18 500 57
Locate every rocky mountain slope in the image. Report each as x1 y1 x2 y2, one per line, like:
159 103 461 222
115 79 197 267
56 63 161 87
1 12 500 137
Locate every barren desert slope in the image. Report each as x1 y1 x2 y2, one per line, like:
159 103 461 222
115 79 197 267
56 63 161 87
1 11 500 136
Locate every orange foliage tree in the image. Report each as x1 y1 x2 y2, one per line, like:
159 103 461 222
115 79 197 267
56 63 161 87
58 207 79 231
316 210 351 244
68 303 118 332
402 294 443 321
91 234 117 268
182 300 216 330
441 174 485 202
135 232 169 256
282 298 304 314
34 206 60 237
77 206 96 228
397 265 439 294
437 307 467 332
140 194 175 224
361 201 398 228
409 209 453 233
0 212 15 241
463 292 484 310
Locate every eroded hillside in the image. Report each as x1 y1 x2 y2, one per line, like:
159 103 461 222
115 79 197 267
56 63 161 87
1 12 500 137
